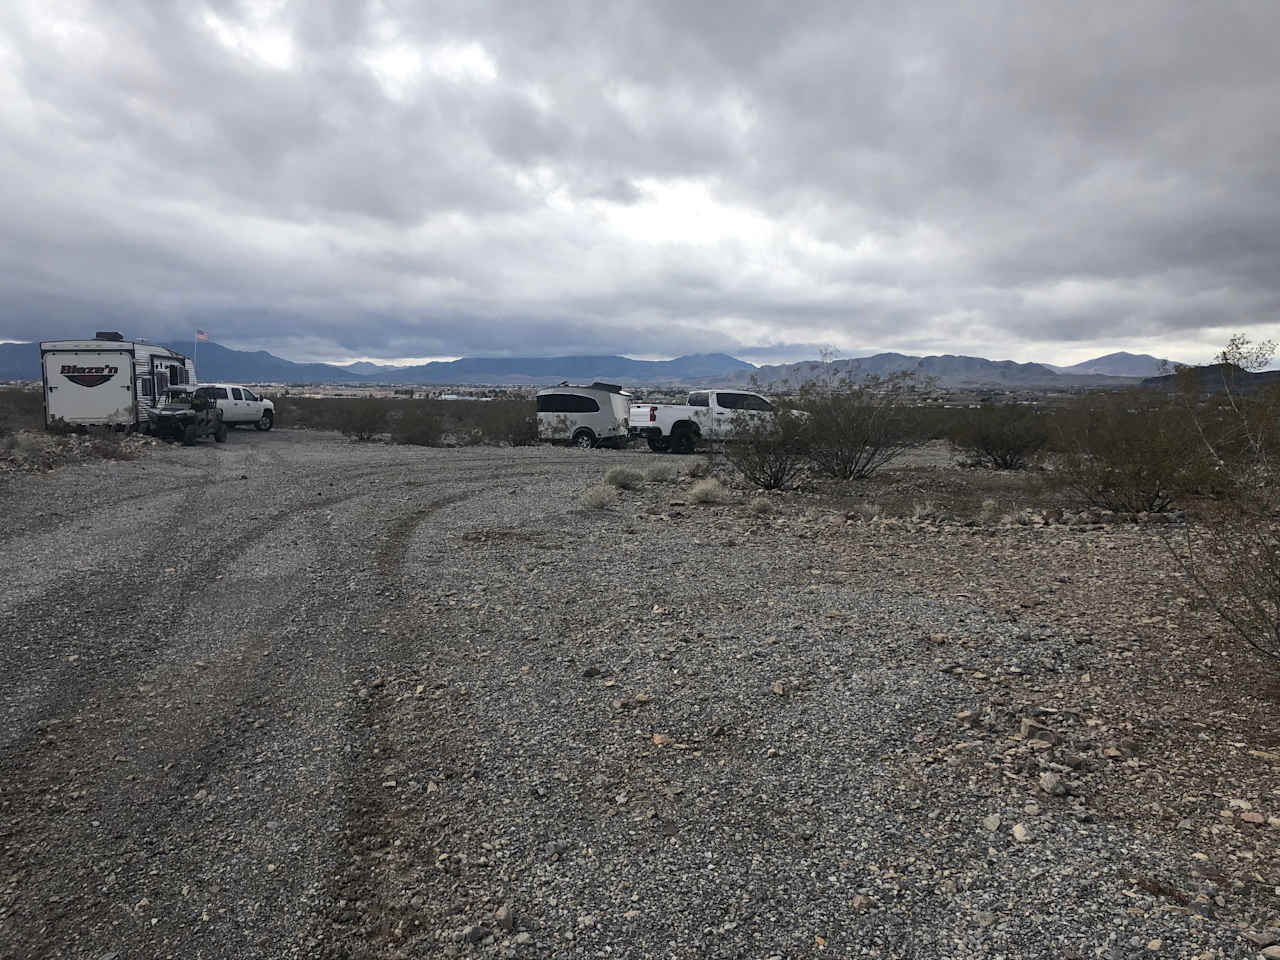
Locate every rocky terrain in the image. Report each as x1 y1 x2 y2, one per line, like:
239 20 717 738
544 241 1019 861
0 432 1275 959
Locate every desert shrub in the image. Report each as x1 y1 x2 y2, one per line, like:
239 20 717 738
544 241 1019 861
688 477 728 504
337 398 388 441
747 497 773 516
580 484 617 510
952 404 1048 469
0 387 43 435
1165 336 1280 663
644 463 677 483
798 374 917 480
603 466 644 489
722 408 809 490
468 399 537 445
391 406 443 446
1050 390 1212 513
683 459 713 479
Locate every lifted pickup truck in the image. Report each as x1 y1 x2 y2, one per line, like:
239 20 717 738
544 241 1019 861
629 389 777 453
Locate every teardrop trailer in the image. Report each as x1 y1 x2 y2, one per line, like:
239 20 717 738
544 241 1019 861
535 382 632 449
40 332 197 432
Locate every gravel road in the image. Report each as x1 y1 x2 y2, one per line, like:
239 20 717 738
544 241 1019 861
0 431 1256 959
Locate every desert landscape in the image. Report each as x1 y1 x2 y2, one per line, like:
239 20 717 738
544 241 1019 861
1 430 1275 959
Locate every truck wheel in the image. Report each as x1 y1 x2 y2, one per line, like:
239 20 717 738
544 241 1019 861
670 428 697 454
572 428 597 449
255 411 273 431
215 422 228 443
647 436 671 453
181 424 198 446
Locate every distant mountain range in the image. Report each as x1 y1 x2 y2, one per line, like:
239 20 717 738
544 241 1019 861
0 339 754 386
0 337 1185 390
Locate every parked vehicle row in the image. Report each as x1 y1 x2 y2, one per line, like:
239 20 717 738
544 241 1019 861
39 332 275 445
537 384 781 453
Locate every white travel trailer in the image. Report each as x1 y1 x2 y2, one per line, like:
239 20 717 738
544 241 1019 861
536 381 631 448
40 332 196 430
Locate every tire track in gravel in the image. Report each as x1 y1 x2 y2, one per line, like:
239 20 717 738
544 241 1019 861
0 463 424 758
0 461 437 957
1 446 621 958
309 483 504 958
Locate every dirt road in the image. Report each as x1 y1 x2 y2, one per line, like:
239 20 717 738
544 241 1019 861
0 432 1260 958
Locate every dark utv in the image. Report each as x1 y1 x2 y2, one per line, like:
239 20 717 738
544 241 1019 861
151 385 228 446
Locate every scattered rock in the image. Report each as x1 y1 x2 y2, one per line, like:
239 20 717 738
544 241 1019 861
1039 772 1066 796
982 813 1002 832
1012 823 1031 843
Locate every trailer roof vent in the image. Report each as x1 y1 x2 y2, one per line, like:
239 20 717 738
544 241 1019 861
95 331 124 341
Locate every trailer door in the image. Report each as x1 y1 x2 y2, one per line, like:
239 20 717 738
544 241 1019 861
43 349 135 426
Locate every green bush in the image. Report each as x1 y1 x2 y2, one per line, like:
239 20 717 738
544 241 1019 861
338 398 388 441
0 387 43 435
391 406 443 446
722 408 809 490
1164 336 1280 664
798 375 916 480
1050 390 1211 513
953 404 1049 470
269 394 536 445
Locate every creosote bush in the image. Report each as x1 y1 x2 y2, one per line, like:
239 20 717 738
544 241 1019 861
579 484 617 510
722 408 809 490
953 404 1048 470
390 407 444 446
272 394 536 445
603 466 644 489
798 374 917 481
1164 336 1280 664
338 398 388 441
1050 390 1212 513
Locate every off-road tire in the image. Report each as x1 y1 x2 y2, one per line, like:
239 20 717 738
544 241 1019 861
647 436 671 453
670 428 697 455
181 424 198 446
572 429 597 450
214 422 228 443
255 412 274 431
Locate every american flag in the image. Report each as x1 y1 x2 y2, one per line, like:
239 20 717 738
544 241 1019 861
195 329 209 341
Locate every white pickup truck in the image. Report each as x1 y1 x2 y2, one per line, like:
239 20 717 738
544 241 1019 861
629 389 777 453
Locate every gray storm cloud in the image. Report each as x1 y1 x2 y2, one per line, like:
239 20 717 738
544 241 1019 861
0 0 1276 364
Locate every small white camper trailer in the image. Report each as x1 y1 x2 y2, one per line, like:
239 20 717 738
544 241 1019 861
40 332 196 430
536 381 631 448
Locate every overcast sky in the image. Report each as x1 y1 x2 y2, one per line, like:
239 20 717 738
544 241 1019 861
1 1 1277 365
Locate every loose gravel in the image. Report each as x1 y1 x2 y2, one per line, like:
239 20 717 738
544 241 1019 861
0 431 1269 959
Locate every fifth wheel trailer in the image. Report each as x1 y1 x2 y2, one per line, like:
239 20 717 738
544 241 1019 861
40 333 196 430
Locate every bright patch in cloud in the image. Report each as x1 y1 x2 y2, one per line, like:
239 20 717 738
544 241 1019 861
201 8 294 69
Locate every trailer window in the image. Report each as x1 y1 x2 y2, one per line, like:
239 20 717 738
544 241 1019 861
140 378 153 399
537 393 600 413
688 392 709 407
